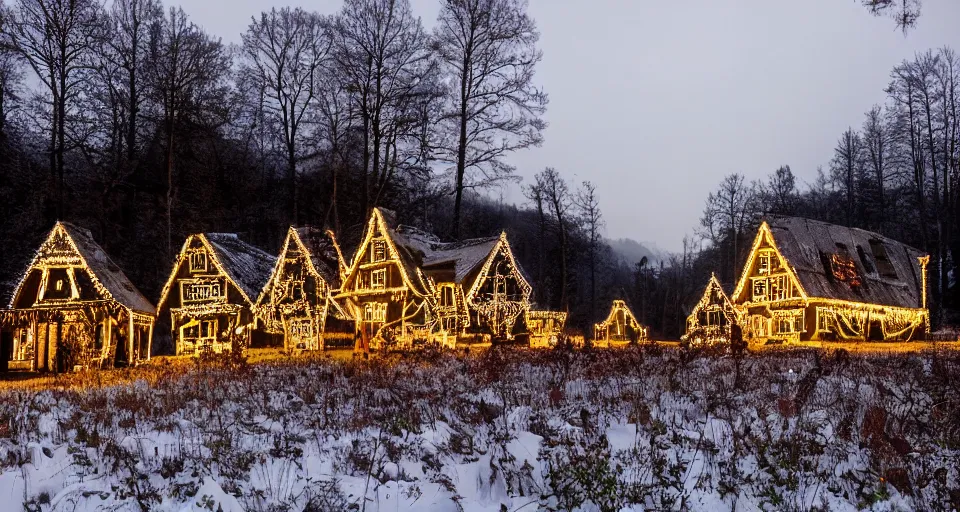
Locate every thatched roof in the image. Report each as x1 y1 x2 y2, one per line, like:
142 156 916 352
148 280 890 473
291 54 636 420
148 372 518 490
763 216 926 309
292 226 341 287
9 222 155 315
204 233 277 302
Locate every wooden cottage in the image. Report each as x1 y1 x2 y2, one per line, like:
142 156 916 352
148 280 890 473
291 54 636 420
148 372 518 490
255 227 343 352
594 300 647 344
335 208 436 350
412 230 533 344
683 274 739 347
157 233 276 355
731 216 929 343
0 222 155 372
527 310 567 348
336 208 534 350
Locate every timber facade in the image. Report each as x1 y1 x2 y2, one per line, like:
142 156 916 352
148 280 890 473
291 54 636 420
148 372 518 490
255 227 343 352
731 216 929 343
594 300 647 344
683 274 738 347
157 233 275 355
0 223 155 372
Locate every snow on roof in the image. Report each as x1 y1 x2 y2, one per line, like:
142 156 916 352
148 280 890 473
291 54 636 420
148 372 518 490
60 223 156 314
765 216 926 309
293 226 341 287
204 233 277 302
400 227 500 285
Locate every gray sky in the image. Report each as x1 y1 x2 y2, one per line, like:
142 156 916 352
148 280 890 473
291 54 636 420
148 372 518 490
186 0 960 252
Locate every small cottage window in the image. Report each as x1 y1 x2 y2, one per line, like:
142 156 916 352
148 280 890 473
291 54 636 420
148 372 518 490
869 239 898 279
364 303 387 322
371 269 386 289
758 252 772 275
372 240 387 262
55 279 64 291
189 251 207 272
753 279 767 301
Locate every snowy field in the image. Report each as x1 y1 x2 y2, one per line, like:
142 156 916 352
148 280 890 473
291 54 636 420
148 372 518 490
0 345 959 511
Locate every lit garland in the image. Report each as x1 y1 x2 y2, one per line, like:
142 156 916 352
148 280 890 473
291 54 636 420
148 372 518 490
1 222 155 371
463 233 533 341
682 273 740 347
527 310 567 348
335 211 535 349
594 300 648 343
730 221 930 344
254 227 334 352
157 234 264 356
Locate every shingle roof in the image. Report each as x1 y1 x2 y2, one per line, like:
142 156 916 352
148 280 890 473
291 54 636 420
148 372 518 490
765 216 926 309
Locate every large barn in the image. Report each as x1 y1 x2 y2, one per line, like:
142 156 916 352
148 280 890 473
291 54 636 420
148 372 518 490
0 222 155 372
731 216 929 343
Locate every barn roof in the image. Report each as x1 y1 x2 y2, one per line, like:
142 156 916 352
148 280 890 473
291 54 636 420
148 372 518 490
759 216 926 309
8 222 155 315
204 233 277 302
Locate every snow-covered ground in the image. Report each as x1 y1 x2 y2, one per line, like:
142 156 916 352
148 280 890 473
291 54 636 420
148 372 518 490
0 346 958 511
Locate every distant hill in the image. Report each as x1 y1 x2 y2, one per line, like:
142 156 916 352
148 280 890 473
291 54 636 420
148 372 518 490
607 238 669 268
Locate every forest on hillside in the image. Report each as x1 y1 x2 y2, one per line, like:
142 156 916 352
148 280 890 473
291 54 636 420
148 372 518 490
0 0 955 339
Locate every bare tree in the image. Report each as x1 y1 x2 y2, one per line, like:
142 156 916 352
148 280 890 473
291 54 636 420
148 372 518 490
760 165 798 215
110 0 162 198
700 173 756 286
146 6 231 255
535 167 571 309
0 47 22 137
576 180 603 323
830 128 864 226
434 0 547 239
861 105 893 231
241 7 330 225
331 0 435 217
4 0 104 219
861 0 921 33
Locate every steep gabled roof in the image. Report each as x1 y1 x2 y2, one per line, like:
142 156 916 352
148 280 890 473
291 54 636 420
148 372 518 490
293 226 342 287
257 226 342 307
734 216 927 309
599 299 640 328
9 222 155 315
204 233 276 303
342 208 431 296
401 227 500 285
688 274 736 320
157 233 276 309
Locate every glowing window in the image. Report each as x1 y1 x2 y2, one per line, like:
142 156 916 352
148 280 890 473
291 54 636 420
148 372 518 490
372 240 387 262
363 303 386 322
189 251 207 272
371 269 386 289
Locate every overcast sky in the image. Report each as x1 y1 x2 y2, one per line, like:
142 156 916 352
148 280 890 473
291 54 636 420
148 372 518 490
184 0 960 252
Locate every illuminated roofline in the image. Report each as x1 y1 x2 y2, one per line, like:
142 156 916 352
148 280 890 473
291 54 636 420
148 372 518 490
256 226 331 307
731 221 809 304
157 233 259 310
464 232 533 304
339 208 427 299
10 222 155 315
